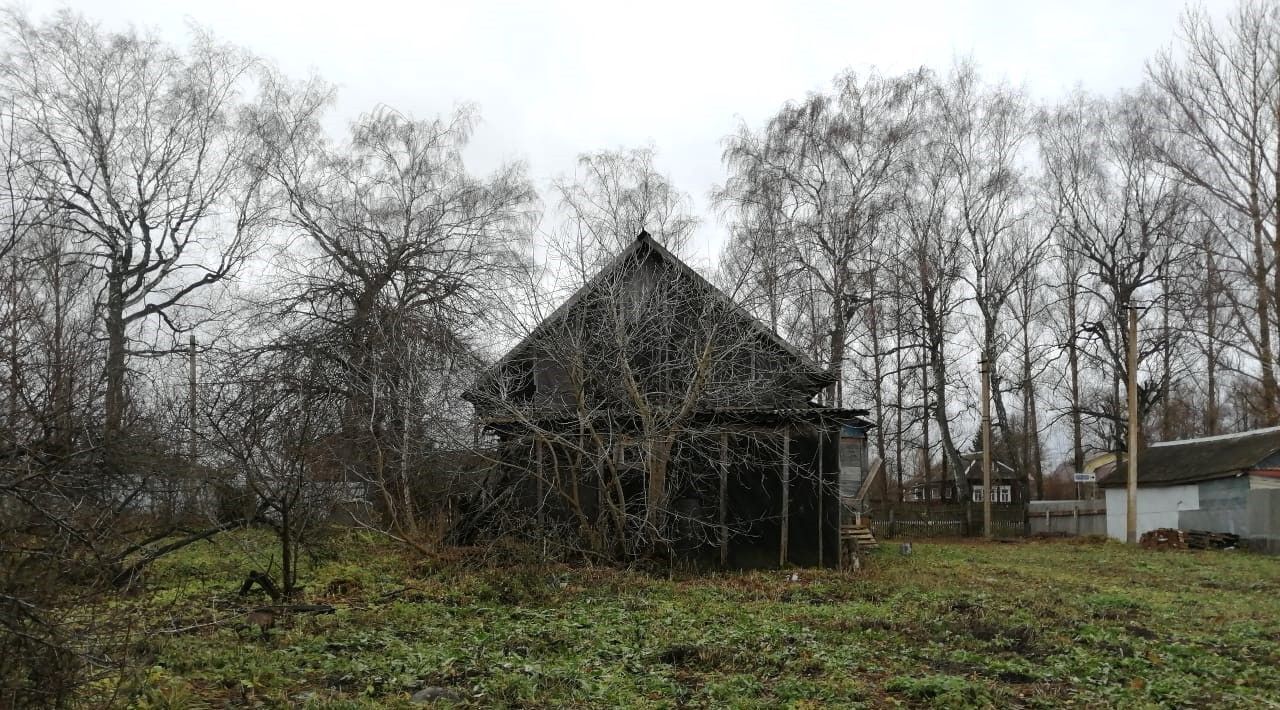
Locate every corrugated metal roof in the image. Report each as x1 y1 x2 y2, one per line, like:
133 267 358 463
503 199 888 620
1098 426 1280 488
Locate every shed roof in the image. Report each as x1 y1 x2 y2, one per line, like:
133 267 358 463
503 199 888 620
1097 426 1280 488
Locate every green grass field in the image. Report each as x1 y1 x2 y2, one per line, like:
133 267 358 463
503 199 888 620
110 531 1280 708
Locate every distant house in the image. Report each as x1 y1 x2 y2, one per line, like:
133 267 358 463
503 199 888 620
1098 427 1280 553
907 454 1024 505
464 231 873 568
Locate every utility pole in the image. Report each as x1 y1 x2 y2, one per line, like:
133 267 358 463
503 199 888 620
1126 305 1139 544
981 359 992 539
188 335 197 465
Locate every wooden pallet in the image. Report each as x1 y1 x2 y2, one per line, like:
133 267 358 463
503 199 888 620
1184 529 1241 550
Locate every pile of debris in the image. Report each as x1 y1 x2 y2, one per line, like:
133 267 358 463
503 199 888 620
1139 528 1187 549
1184 529 1241 550
1139 528 1241 550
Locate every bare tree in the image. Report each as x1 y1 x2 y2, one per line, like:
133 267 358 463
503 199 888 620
252 101 537 550
720 68 928 405
202 352 335 598
549 146 698 284
0 10 270 442
935 61 1046 480
1039 90 1191 450
1149 0 1280 423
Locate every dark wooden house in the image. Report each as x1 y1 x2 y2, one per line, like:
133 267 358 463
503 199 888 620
907 457 1025 505
464 231 872 568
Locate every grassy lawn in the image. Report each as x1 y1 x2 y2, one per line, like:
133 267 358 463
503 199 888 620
109 531 1280 708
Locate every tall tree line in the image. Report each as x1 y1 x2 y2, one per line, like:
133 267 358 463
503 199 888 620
717 1 1280 501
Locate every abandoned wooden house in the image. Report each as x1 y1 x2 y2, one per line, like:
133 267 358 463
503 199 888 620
463 231 873 568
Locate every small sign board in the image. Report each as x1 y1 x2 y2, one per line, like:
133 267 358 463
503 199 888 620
1072 472 1096 483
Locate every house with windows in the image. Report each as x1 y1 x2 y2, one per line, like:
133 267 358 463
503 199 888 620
906 454 1024 505
463 231 873 568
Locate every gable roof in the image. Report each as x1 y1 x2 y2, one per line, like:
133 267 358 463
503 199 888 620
961 458 1019 481
468 231 834 397
1098 426 1280 488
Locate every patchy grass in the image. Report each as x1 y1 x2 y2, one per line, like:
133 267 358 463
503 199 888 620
100 531 1280 708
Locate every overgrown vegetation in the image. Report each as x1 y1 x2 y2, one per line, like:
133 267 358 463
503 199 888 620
101 533 1280 708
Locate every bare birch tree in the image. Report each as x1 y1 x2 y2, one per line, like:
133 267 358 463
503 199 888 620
0 11 271 443
1149 0 1280 423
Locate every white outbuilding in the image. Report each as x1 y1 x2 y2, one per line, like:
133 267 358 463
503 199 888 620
1098 427 1280 553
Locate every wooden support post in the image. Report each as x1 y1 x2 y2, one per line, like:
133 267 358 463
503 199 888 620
817 431 824 567
780 427 790 567
719 432 729 567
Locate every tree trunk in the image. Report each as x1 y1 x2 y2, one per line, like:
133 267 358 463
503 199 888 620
868 280 888 495
1022 323 1043 500
928 338 967 500
1067 281 1084 474
985 325 1021 475
8 258 18 434
1205 243 1219 435
644 435 674 546
1250 207 1278 424
280 505 294 598
103 267 127 442
1159 293 1173 440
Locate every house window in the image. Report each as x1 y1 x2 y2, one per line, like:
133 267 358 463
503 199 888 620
972 485 1012 503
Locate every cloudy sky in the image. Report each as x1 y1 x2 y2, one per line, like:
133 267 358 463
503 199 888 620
30 0 1231 268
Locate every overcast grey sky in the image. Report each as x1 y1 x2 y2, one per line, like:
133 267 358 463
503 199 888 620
30 0 1232 267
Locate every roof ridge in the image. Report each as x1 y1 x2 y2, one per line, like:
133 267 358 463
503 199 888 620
469 232 833 394
1148 425 1280 448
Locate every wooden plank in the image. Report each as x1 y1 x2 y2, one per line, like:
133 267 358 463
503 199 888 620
853 457 884 504
817 432 824 567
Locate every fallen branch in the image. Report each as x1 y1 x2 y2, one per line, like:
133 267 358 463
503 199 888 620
238 570 281 601
112 515 261 587
250 604 335 614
